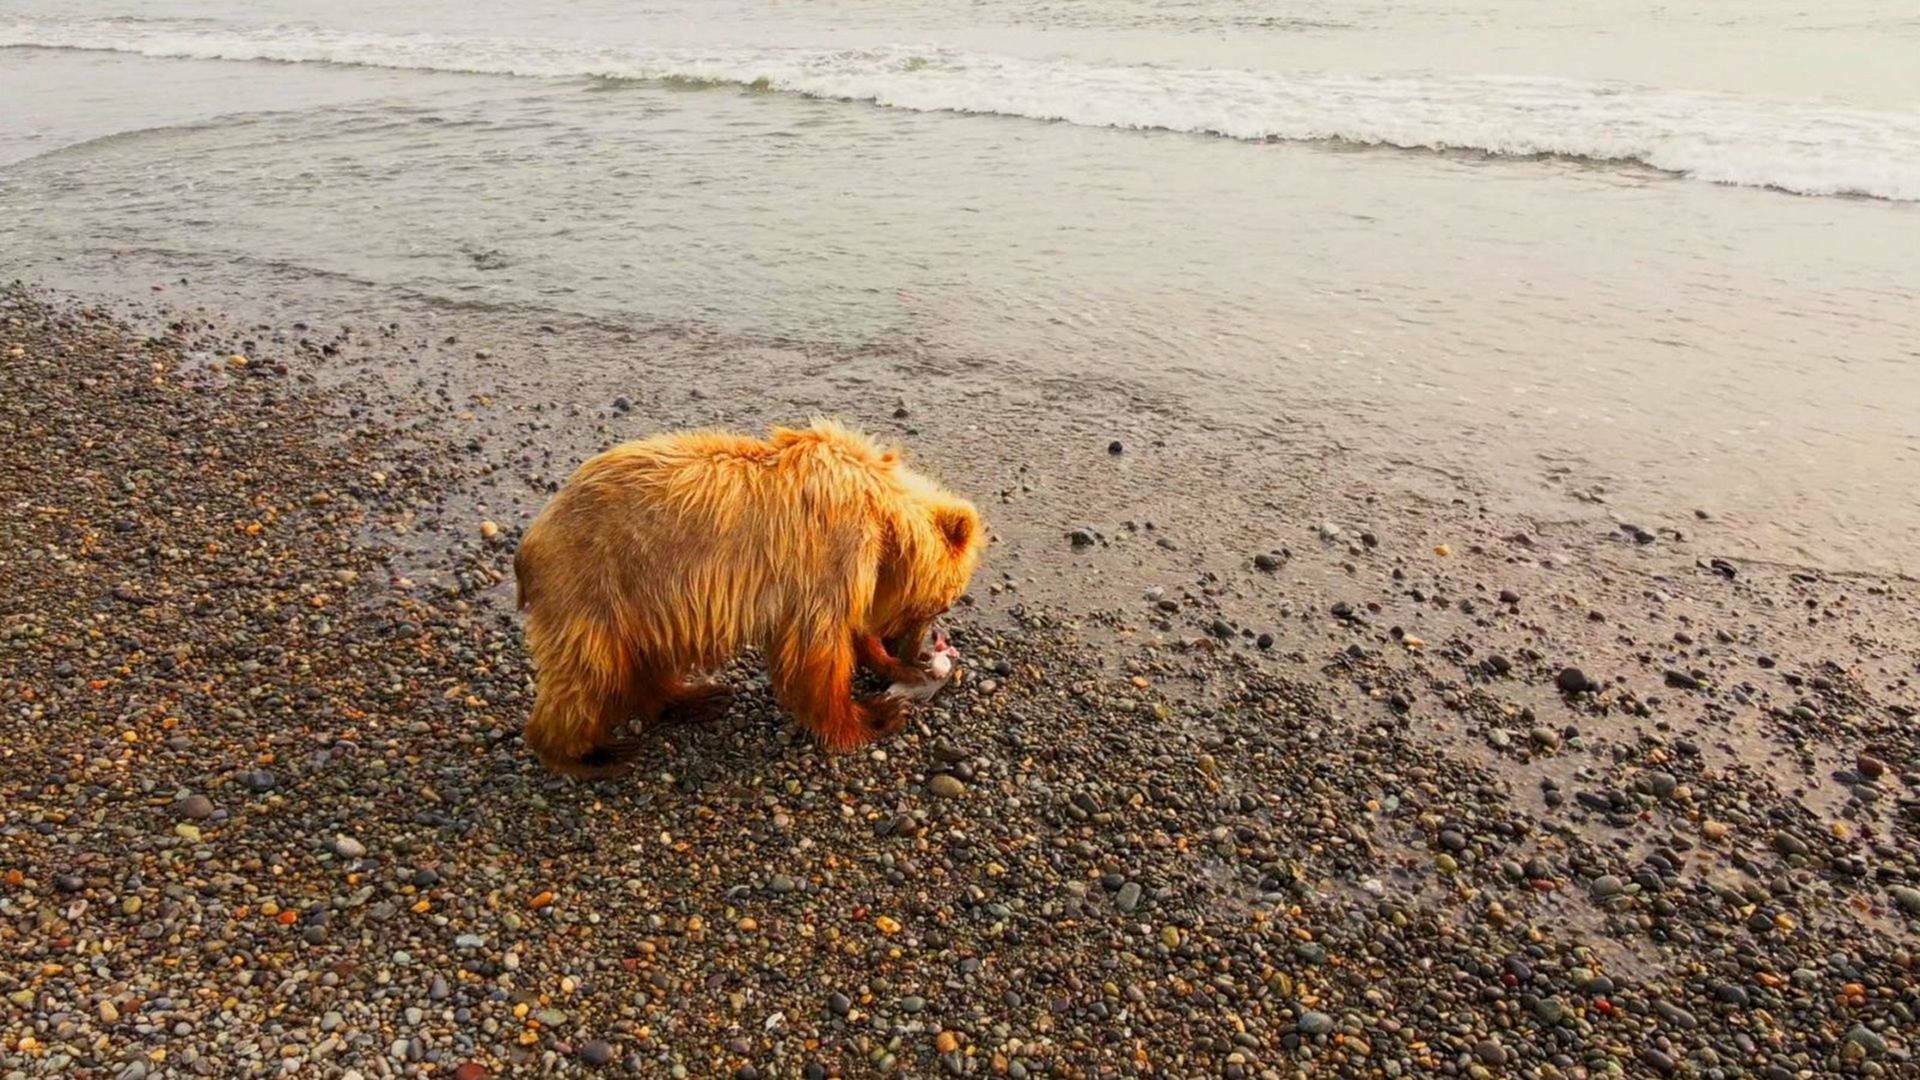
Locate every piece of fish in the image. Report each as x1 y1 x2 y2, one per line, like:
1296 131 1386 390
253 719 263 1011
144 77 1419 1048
885 628 961 702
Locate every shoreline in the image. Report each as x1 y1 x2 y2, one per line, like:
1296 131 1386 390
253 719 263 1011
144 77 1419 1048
11 244 1919 584
3 282 1919 1076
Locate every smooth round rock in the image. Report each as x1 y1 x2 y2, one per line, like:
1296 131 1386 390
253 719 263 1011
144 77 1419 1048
926 774 967 799
1556 667 1596 694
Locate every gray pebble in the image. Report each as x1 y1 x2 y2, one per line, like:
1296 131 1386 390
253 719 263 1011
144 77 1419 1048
1846 1025 1888 1056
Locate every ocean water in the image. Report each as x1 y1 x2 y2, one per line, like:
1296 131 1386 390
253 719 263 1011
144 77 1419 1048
3 1 1918 568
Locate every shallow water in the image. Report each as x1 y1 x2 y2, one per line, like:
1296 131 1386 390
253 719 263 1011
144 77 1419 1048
3 1 1918 571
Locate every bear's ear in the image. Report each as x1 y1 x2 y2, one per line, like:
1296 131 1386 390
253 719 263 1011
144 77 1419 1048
933 503 978 554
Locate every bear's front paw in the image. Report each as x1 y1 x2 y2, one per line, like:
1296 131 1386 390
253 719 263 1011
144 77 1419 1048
860 693 908 738
884 637 960 703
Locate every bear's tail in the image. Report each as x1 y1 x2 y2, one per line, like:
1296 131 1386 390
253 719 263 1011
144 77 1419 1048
513 539 534 610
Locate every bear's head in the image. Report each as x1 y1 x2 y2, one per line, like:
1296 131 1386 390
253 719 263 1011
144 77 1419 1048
874 466 984 660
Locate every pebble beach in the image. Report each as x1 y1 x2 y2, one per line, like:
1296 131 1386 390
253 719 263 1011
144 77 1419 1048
4 284 1919 1079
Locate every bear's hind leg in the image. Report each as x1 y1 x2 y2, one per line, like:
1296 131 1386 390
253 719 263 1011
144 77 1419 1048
658 679 735 725
542 665 705 775
522 619 654 779
525 672 643 779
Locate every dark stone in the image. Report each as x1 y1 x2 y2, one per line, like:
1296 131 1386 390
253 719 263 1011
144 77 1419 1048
1663 669 1701 690
1556 667 1596 694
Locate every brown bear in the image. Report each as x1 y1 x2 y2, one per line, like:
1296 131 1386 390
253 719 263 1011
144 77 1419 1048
513 419 984 777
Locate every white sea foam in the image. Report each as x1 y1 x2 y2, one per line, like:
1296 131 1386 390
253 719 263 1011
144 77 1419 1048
6 17 1919 200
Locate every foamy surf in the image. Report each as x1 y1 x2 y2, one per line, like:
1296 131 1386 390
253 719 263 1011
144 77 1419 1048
6 16 1919 201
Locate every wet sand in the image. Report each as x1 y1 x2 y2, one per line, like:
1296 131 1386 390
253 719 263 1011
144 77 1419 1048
3 283 1919 1077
